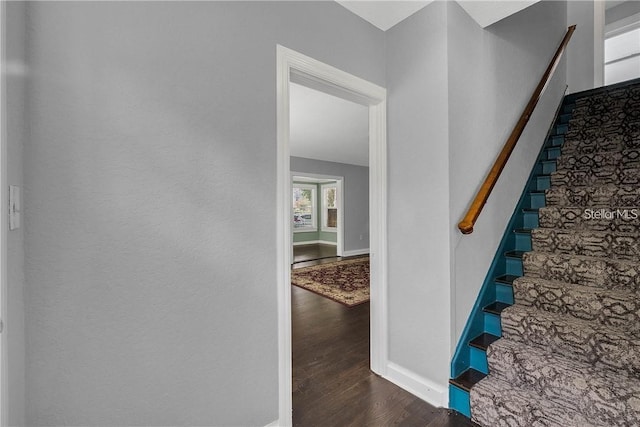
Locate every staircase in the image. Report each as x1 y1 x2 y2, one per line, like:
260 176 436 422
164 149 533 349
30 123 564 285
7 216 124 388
450 79 640 426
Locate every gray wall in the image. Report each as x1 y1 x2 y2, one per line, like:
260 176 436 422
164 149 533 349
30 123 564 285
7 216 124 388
385 0 569 397
386 1 452 392
447 0 568 344
23 2 384 425
567 1 599 93
291 157 369 253
7 2 27 426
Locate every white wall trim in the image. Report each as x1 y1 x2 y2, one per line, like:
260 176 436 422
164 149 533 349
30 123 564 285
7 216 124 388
384 362 448 409
292 240 337 247
277 45 387 426
264 419 281 427
342 248 369 257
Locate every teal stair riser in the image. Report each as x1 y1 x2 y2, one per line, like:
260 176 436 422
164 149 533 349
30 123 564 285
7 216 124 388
505 258 523 276
470 347 490 373
550 135 564 146
483 313 502 337
545 147 561 160
556 123 569 134
449 94 572 416
542 160 556 175
450 387 471 417
514 233 531 252
496 283 514 305
536 176 550 191
530 193 546 209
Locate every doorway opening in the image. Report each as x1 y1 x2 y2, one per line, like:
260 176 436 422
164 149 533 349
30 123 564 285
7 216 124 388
276 46 387 426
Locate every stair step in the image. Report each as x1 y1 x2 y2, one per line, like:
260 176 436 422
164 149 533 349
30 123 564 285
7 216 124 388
513 228 532 234
523 250 640 293
512 276 640 328
504 250 525 259
545 184 640 207
556 148 640 171
470 375 597 427
534 174 551 191
483 302 510 315
544 146 562 160
469 333 500 351
449 368 486 393
539 206 640 233
561 137 640 156
551 165 640 187
542 159 557 174
549 135 565 147
555 123 569 135
484 340 640 427
501 304 640 378
531 227 640 262
495 274 518 285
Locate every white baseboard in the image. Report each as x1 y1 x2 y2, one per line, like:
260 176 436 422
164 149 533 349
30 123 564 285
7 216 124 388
342 248 369 257
383 362 448 408
265 419 281 427
292 240 337 247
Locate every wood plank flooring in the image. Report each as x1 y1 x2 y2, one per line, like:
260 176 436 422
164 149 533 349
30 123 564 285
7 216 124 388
293 243 338 264
292 266 478 427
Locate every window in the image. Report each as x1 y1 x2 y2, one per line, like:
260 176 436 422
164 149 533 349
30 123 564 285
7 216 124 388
605 26 640 85
292 184 316 232
321 183 338 231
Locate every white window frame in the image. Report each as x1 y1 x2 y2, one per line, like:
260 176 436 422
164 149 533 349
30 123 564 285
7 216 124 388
292 183 317 233
320 183 337 232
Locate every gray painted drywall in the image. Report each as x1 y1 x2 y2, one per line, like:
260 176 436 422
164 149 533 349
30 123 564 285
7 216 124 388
384 0 569 396
7 2 27 425
291 157 368 252
23 2 384 425
606 0 640 25
7 1 28 425
448 0 567 345
567 1 598 93
386 1 452 388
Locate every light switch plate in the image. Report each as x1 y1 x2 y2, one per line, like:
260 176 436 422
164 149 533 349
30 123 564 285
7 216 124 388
9 185 20 230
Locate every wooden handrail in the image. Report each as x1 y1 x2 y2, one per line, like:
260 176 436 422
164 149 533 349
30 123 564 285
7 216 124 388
458 25 576 235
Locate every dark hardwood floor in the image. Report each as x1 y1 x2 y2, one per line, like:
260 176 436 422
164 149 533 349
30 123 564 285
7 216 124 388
292 268 478 427
293 243 338 264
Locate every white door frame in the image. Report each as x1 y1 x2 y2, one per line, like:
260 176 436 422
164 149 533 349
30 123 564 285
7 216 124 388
276 45 387 426
290 172 344 257
0 1 7 425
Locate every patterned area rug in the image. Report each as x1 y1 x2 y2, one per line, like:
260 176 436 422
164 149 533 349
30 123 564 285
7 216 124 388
291 257 369 307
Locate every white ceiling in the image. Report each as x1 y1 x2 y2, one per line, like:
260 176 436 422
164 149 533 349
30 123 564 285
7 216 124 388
456 1 539 28
289 83 369 167
336 0 542 30
336 0 433 31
